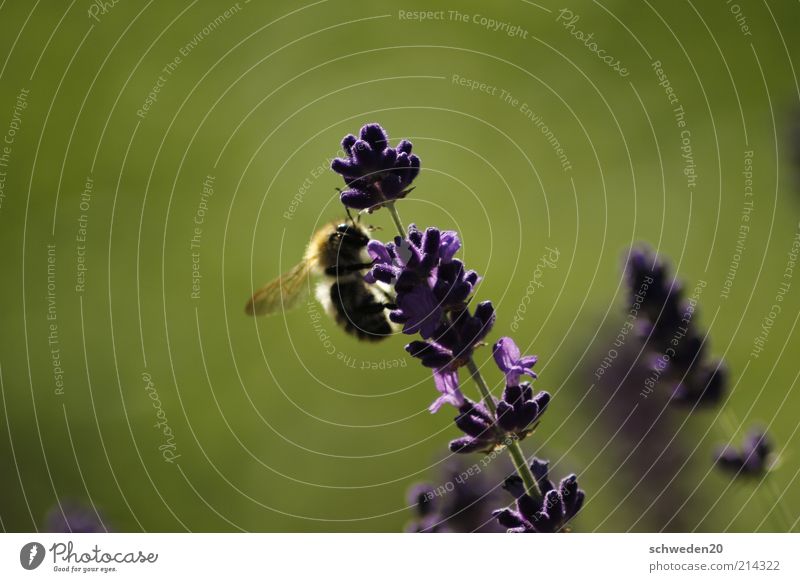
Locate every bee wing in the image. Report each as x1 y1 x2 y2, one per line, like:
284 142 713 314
246 261 313 316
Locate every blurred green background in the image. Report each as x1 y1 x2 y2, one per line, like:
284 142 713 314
0 0 798 532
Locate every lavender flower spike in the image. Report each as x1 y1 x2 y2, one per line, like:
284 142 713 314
448 378 551 453
493 337 538 386
331 123 420 211
492 458 584 533
449 400 499 453
366 224 470 339
406 302 496 374
495 382 550 438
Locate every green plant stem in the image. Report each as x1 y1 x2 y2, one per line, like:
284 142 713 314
466 358 542 503
386 201 406 238
466 358 499 416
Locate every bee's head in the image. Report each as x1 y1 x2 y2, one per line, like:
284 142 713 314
330 223 369 248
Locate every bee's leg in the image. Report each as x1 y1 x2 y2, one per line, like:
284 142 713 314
324 263 374 277
382 302 397 310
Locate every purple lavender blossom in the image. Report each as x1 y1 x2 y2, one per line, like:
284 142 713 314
493 337 538 386
429 369 465 413
408 304 495 413
332 124 583 532
331 123 420 211
449 400 500 454
366 224 468 338
448 379 550 454
716 428 772 476
495 382 550 437
492 458 584 533
406 303 495 371
624 245 725 406
44 501 108 533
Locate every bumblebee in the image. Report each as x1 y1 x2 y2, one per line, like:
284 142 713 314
246 221 394 341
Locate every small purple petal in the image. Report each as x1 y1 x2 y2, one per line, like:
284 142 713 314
429 369 464 412
439 231 461 263
494 337 521 371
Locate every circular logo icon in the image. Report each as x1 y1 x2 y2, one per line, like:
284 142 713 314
20 542 46 570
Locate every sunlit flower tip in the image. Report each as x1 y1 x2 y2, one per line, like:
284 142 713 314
496 383 550 436
429 369 465 413
493 459 584 533
670 361 726 406
493 337 538 386
716 428 772 476
331 123 420 210
439 230 461 262
449 400 499 453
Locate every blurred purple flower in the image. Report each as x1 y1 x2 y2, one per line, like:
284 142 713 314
493 337 538 386
671 361 726 406
406 483 445 532
623 245 726 407
625 246 679 323
492 458 584 533
331 123 420 211
716 428 772 476
406 459 508 533
44 501 108 533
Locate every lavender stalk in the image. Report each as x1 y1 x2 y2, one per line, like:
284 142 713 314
331 123 580 530
466 358 541 501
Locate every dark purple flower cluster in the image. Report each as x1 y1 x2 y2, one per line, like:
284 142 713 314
448 338 550 453
365 223 501 415
331 123 420 211
716 428 772 476
625 246 725 406
366 224 472 338
493 458 585 533
366 224 551 448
